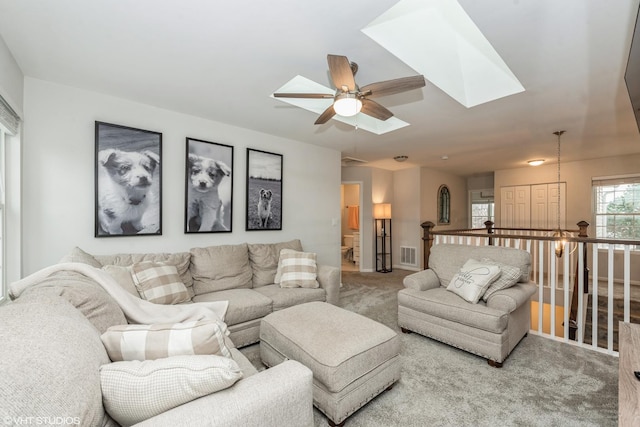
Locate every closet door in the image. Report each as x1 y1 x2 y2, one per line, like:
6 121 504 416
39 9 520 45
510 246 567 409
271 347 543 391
531 184 548 228
501 186 530 228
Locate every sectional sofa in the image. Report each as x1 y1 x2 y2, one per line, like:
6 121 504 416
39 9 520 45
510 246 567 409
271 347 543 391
0 239 339 426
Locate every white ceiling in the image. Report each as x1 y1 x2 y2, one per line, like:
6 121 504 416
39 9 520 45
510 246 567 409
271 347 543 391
1 0 639 176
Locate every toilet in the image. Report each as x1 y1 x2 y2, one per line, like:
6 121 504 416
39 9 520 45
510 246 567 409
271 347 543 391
342 235 354 261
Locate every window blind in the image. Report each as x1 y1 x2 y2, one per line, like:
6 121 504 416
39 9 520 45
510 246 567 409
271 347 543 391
592 174 640 186
0 95 20 135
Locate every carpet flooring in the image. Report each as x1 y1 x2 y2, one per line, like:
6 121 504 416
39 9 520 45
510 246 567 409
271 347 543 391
241 269 619 426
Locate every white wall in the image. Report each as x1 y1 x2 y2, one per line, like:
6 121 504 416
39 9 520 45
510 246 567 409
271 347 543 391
393 167 421 270
22 78 342 275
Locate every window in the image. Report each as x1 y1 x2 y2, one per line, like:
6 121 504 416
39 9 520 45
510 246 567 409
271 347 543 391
0 94 19 305
469 190 494 229
593 176 640 250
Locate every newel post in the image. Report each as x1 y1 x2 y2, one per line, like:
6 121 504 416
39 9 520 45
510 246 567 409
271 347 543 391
421 221 435 269
484 220 495 246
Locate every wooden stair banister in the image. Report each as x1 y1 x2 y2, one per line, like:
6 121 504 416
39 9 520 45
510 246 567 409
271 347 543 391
568 221 590 340
421 221 435 269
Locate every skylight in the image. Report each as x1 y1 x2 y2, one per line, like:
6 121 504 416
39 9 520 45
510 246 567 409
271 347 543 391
362 0 525 108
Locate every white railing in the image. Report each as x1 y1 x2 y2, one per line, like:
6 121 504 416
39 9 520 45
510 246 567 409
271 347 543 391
423 221 639 356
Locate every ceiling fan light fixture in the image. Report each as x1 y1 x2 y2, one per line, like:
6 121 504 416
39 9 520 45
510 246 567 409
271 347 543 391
333 93 362 117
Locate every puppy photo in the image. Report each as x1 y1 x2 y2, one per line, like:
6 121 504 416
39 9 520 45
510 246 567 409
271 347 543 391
187 153 231 232
246 149 282 230
97 148 160 235
185 138 233 233
257 188 273 228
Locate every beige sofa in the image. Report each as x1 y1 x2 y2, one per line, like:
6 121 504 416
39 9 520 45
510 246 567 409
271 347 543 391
398 244 537 367
64 239 341 348
0 265 314 426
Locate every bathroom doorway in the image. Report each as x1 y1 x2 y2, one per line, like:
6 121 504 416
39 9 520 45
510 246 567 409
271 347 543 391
341 183 361 272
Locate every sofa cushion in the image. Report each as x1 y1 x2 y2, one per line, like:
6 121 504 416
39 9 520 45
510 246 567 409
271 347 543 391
398 287 508 334
101 320 231 362
446 259 501 303
20 270 127 333
248 239 303 287
190 244 253 294
100 355 243 426
60 246 103 268
102 264 139 296
130 261 190 304
276 249 319 288
96 251 195 298
254 284 326 311
0 293 112 427
192 289 273 325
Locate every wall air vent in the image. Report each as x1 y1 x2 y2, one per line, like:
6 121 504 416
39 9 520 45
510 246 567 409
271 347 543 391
341 156 368 167
400 246 417 266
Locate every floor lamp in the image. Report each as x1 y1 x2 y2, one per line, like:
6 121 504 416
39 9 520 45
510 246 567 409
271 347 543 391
374 203 392 273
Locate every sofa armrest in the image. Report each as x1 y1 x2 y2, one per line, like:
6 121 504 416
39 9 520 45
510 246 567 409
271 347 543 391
485 282 537 313
403 269 441 291
135 360 313 427
317 264 340 305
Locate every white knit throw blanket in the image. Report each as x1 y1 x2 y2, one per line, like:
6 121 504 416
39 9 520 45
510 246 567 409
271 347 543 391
9 262 229 325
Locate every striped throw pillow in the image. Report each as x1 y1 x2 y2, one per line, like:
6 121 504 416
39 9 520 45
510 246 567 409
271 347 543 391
100 320 231 362
481 258 522 301
277 249 319 289
100 355 243 426
131 261 190 304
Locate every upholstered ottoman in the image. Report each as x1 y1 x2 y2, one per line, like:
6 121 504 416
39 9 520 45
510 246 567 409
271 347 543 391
260 301 400 426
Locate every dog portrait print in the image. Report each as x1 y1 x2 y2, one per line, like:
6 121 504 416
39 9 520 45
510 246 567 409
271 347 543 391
246 149 282 231
185 138 233 233
95 122 162 237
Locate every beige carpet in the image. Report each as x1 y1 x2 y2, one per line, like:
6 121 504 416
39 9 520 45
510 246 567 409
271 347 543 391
241 269 618 427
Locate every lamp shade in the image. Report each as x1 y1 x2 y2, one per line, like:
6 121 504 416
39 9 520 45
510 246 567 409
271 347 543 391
374 203 392 219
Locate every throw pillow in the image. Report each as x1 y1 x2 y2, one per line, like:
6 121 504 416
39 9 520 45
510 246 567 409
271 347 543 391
130 261 190 304
276 249 319 288
100 355 243 426
102 265 139 297
100 320 231 362
481 259 522 301
446 259 501 303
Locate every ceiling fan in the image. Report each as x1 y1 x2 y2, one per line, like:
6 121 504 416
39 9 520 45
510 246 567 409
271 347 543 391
273 54 426 125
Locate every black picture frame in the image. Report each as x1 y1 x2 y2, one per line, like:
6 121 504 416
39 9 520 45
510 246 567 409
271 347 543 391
246 148 283 230
95 121 162 237
185 137 233 233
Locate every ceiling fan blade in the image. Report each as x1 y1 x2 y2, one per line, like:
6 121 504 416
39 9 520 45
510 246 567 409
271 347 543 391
359 75 426 98
273 93 334 99
360 99 394 121
327 54 356 92
314 104 336 125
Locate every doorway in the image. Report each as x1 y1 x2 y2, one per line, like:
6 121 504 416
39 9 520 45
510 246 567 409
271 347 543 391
341 183 361 272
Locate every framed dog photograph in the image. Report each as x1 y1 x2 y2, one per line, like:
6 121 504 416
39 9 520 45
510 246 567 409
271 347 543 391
246 148 282 231
95 121 162 237
185 137 233 233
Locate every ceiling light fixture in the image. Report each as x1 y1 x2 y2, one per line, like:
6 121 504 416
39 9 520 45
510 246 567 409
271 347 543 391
394 155 408 162
528 159 544 166
333 93 362 117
